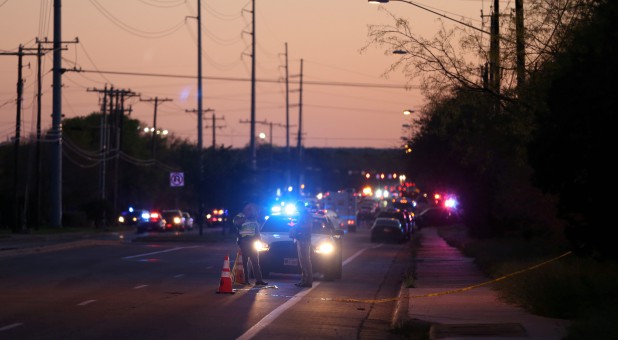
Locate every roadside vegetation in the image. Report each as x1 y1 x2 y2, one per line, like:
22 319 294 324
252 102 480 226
438 224 618 340
365 0 616 339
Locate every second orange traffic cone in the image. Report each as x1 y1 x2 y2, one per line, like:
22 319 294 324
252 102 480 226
232 250 246 285
216 255 235 294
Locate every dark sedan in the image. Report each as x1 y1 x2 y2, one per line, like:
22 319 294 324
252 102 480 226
370 217 406 243
257 213 344 281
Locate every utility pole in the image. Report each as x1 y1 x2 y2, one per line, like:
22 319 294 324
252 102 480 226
34 9 78 228
240 119 292 146
88 86 137 226
284 43 291 188
186 107 217 146
489 0 501 95
0 46 40 231
140 96 172 158
296 59 304 193
204 111 225 148
515 0 525 93
250 0 257 171
30 41 53 228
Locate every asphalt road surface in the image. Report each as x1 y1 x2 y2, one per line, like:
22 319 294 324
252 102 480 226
0 228 409 340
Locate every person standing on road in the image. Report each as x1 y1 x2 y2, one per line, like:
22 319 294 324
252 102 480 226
291 201 313 288
237 203 268 286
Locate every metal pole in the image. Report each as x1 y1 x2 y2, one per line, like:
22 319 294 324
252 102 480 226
285 42 290 188
197 0 205 235
51 0 63 228
297 59 304 191
515 0 525 93
250 0 256 170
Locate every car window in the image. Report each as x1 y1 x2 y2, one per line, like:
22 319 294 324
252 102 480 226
311 218 332 235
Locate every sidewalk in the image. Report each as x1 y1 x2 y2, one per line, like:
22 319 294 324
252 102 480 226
408 227 570 340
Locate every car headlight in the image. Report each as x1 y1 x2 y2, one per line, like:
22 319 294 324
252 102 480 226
254 240 269 252
315 241 335 254
173 217 182 224
118 216 125 223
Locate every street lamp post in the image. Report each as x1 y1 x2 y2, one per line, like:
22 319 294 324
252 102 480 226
402 109 415 153
368 0 491 35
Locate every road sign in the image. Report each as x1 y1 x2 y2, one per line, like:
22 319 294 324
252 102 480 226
170 172 184 187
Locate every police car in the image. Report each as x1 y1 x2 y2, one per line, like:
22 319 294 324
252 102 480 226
255 205 344 280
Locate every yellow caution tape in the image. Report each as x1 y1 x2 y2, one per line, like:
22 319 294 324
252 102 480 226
254 250 574 304
407 250 573 299
251 251 573 304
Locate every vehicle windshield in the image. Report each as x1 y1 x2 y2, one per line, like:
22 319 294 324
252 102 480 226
261 216 296 232
262 215 333 235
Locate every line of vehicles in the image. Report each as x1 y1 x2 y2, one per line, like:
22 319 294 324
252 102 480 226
117 207 231 233
116 187 461 282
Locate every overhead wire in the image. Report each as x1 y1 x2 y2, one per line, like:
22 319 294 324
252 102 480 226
137 0 186 9
89 0 187 39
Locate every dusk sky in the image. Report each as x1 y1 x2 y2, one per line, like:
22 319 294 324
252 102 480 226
1 0 500 149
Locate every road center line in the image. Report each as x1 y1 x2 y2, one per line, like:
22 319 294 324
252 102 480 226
77 299 96 306
122 246 199 259
0 323 23 332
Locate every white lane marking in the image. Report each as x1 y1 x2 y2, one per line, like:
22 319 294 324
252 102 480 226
343 244 379 266
236 246 372 340
174 274 185 278
0 323 23 332
236 282 320 340
122 246 199 259
134 285 148 289
77 299 96 306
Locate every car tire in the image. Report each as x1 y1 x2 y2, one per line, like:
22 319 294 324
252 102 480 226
323 262 338 281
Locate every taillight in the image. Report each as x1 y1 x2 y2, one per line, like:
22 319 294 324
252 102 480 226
150 212 160 221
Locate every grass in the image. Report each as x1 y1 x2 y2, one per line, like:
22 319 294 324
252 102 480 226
437 224 618 340
390 318 432 340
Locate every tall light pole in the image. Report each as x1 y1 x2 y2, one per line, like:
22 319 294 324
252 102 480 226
197 0 205 235
51 0 63 228
250 0 257 171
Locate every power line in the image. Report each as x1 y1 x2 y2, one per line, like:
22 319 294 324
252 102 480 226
71 68 416 89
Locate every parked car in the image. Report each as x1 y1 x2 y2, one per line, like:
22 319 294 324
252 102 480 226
136 210 166 233
257 212 344 281
161 209 187 231
206 208 228 227
117 207 144 226
182 211 194 230
375 209 415 240
370 217 406 243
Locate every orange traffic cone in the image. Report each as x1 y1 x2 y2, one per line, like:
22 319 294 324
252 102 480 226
216 255 236 294
232 250 246 285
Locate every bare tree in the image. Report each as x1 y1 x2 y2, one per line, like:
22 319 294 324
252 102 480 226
362 0 598 103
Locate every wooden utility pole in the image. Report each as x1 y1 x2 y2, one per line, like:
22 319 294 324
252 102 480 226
515 0 525 93
0 45 40 230
204 111 225 148
88 86 137 226
140 96 172 158
489 0 501 94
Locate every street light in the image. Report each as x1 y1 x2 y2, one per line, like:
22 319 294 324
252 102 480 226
368 0 490 35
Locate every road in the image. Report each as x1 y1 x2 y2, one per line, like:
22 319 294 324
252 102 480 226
0 228 409 339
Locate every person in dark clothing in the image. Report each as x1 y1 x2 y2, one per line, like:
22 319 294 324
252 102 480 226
291 201 313 288
236 202 268 286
